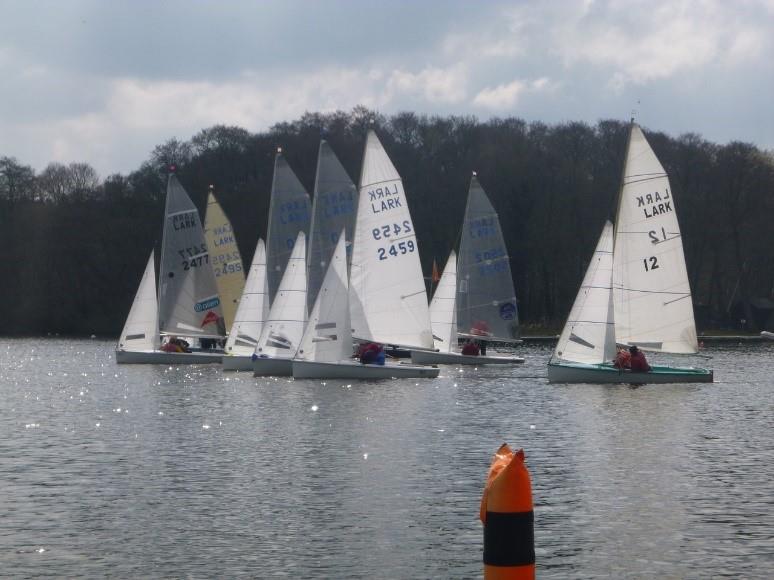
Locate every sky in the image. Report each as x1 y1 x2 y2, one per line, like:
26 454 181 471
1 0 772 177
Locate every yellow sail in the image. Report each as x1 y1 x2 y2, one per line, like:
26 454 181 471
204 188 246 332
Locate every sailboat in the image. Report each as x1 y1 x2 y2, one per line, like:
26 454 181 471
306 140 357 312
115 251 160 362
411 175 524 365
203 185 245 332
252 231 307 376
266 149 311 304
293 231 439 379
547 124 713 384
222 238 270 371
116 174 225 364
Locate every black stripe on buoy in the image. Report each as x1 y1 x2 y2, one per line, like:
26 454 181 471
483 510 535 567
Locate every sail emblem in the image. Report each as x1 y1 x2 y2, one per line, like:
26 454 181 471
200 311 220 327
499 303 517 320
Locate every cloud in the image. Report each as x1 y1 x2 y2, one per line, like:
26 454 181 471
473 77 555 110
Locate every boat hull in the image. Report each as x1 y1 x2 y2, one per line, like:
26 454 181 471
115 349 223 364
547 361 713 384
410 350 524 365
292 359 440 379
221 354 253 371
761 331 774 341
252 357 293 377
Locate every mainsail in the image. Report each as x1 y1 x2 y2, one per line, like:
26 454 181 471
158 174 225 338
429 250 458 353
296 231 352 363
555 221 616 364
255 232 307 359
456 175 519 342
224 238 269 356
306 140 357 311
349 130 433 349
118 251 160 352
266 152 311 303
204 187 245 332
612 124 698 353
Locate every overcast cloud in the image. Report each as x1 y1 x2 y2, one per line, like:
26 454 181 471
1 0 772 176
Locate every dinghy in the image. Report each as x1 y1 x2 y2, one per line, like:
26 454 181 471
293 231 439 379
343 129 439 378
411 175 523 365
547 124 713 384
222 239 270 370
252 232 307 376
116 174 225 364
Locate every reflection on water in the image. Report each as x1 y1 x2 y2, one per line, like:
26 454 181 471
1 339 772 578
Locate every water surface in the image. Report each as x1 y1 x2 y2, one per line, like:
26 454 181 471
1 339 772 577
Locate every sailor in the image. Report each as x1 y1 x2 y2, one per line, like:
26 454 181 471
613 347 631 369
629 345 651 372
461 339 480 356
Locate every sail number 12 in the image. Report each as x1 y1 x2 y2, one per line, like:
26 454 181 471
643 256 659 272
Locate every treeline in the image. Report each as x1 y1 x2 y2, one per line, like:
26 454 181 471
2 106 774 336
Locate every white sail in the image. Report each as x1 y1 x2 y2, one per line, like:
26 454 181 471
158 174 225 338
349 130 433 349
429 251 458 353
255 231 307 360
266 152 311 303
204 188 245 332
118 251 160 352
224 238 269 356
307 140 357 311
555 221 616 364
612 124 698 353
296 231 351 363
456 175 519 342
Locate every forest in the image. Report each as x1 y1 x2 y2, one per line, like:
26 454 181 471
2 106 773 337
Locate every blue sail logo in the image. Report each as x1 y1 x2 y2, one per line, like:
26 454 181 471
194 297 221 312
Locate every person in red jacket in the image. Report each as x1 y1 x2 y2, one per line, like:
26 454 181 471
629 345 651 372
613 347 631 369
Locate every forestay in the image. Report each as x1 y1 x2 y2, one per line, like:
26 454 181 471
555 221 616 364
224 238 269 356
296 231 352 363
456 176 519 342
255 232 307 359
429 250 458 353
612 124 698 353
307 140 357 312
158 175 225 338
204 188 245 332
349 130 433 349
118 251 160 352
266 152 311 303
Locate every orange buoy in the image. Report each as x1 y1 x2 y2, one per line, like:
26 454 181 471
480 443 535 580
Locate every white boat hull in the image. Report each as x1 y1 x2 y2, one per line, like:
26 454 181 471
761 331 774 340
410 350 524 365
221 354 254 371
253 357 293 377
115 349 223 364
292 359 440 379
547 361 713 384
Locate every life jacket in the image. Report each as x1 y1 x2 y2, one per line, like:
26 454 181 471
614 350 631 369
461 342 480 356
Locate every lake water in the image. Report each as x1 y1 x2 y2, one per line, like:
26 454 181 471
1 338 772 578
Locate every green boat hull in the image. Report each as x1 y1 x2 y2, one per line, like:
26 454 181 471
547 360 713 384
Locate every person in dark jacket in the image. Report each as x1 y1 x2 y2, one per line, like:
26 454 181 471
629 345 651 372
